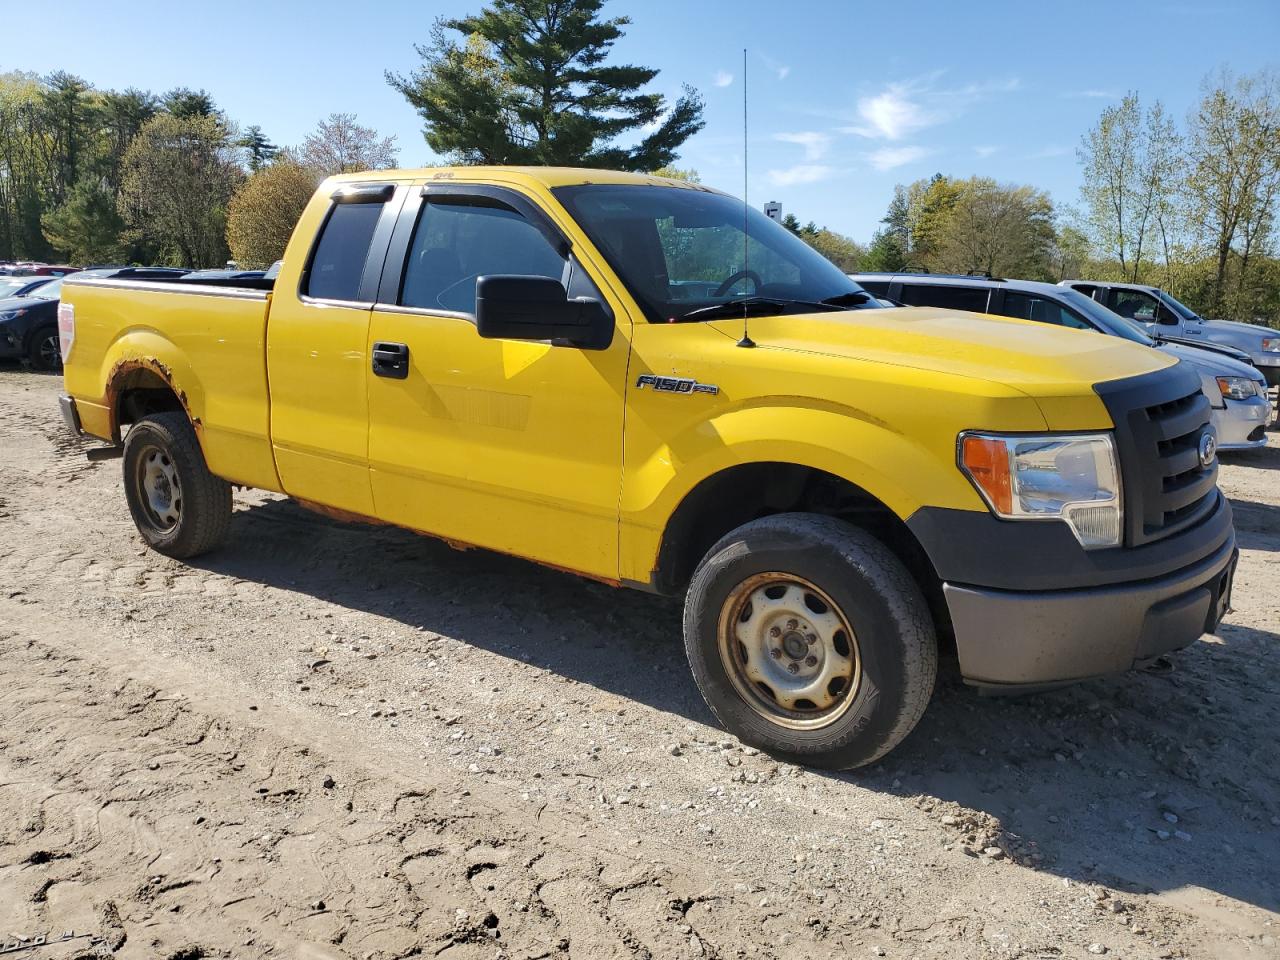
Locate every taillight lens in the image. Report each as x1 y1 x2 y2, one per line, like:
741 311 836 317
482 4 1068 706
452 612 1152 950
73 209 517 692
57 302 74 363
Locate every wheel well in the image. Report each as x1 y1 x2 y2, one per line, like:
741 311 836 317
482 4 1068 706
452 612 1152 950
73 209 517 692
111 368 187 439
652 463 952 648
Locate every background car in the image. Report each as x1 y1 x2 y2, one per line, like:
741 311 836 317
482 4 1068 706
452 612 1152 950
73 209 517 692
850 272 1272 451
0 276 56 299
1061 280 1280 389
0 277 63 371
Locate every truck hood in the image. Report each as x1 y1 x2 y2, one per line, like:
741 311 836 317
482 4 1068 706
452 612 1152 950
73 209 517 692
710 306 1173 396
1197 317 1278 341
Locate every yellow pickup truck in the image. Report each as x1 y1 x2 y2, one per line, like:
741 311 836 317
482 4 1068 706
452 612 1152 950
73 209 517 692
57 167 1237 768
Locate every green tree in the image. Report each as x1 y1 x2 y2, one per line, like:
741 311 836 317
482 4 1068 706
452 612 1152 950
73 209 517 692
41 178 124 263
226 160 317 268
238 125 278 172
388 0 704 170
651 165 700 182
863 228 907 272
1184 70 1280 318
118 113 242 266
161 87 218 119
933 178 1056 279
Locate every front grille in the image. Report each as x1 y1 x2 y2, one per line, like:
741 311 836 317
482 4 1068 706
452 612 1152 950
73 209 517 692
1095 365 1218 546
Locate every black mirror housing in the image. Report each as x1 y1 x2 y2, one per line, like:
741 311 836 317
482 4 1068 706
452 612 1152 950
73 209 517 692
475 275 612 349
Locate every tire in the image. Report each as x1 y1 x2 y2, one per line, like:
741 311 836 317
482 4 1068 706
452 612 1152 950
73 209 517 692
683 513 937 770
122 412 232 559
26 324 61 372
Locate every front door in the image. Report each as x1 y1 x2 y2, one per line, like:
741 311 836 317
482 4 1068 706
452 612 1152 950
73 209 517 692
365 183 632 580
1106 287 1183 337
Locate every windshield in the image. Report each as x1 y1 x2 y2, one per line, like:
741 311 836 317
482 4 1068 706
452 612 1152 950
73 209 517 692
554 184 876 323
32 277 63 300
0 278 30 298
1153 289 1201 322
1058 288 1154 345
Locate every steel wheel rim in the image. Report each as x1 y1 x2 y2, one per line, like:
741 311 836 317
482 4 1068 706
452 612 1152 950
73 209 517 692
135 444 182 532
716 572 861 731
38 333 60 370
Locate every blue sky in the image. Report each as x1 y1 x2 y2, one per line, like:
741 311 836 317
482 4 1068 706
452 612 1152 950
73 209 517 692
5 0 1278 240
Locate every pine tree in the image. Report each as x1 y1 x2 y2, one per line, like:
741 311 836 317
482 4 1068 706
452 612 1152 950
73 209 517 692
238 125 279 173
387 0 704 171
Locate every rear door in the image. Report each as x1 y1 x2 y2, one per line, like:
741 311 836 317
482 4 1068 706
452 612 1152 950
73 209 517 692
363 181 633 580
266 182 407 515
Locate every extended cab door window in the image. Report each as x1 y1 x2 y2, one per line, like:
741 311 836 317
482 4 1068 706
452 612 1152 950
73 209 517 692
364 183 630 579
267 183 404 517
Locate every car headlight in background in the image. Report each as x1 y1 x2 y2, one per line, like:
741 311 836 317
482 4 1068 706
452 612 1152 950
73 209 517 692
0 308 27 323
959 432 1123 549
1216 376 1259 401
1261 337 1280 353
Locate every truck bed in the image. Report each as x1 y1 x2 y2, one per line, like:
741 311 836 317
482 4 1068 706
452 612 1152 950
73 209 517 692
61 276 280 491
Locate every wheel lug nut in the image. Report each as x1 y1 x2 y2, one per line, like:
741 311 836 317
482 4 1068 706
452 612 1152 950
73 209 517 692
769 648 782 659
786 662 799 674
786 619 798 629
805 634 817 645
805 655 817 667
768 626 781 638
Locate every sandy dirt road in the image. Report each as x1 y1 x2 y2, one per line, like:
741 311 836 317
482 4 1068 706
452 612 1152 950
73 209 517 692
1 364 1277 960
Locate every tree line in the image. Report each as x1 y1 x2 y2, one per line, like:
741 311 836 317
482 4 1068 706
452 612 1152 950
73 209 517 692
2 0 1276 327
0 71 400 268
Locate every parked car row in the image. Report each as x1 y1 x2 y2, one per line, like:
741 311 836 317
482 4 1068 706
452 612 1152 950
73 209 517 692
851 272 1275 451
0 261 80 278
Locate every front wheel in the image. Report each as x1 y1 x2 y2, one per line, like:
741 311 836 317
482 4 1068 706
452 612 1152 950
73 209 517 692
122 412 232 558
683 514 937 769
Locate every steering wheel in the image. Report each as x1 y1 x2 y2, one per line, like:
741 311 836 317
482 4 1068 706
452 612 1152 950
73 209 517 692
713 269 763 297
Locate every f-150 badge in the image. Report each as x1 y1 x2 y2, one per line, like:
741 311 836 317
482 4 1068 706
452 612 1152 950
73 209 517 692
635 374 719 396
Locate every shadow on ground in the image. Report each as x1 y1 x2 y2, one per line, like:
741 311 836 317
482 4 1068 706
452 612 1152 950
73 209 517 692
192 495 1280 916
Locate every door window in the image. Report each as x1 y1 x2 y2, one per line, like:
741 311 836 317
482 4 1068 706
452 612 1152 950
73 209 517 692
304 202 385 301
400 199 568 315
899 284 990 312
998 292 1094 330
1107 289 1160 322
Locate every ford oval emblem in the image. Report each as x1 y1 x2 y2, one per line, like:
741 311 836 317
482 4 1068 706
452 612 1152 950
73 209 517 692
1198 431 1217 468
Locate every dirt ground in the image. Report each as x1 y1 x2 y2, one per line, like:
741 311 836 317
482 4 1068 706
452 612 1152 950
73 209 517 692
0 364 1277 960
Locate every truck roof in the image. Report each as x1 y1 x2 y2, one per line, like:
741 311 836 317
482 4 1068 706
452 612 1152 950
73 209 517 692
325 165 718 192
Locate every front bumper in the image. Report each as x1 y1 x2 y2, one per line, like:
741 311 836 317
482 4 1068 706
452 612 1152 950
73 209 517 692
1255 357 1280 388
908 490 1237 689
1212 395 1271 449
944 535 1236 689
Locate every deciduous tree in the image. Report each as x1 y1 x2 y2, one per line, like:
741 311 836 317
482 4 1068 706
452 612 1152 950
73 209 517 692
226 160 318 268
296 113 397 176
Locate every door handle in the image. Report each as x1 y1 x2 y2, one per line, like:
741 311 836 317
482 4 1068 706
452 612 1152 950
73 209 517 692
372 341 409 379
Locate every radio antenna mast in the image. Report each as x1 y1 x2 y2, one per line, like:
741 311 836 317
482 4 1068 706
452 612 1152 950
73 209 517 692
737 47 755 348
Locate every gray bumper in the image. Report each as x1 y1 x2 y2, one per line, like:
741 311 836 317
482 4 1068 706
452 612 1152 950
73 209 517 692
1212 395 1271 449
945 533 1237 690
59 394 82 436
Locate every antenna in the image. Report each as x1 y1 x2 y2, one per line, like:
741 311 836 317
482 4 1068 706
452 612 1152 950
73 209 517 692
737 47 755 348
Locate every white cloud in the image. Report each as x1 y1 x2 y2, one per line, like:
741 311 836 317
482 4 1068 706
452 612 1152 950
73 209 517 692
713 70 734 88
974 145 999 158
759 53 790 81
767 164 836 186
867 146 930 171
1064 89 1119 99
773 131 831 160
842 74 1020 140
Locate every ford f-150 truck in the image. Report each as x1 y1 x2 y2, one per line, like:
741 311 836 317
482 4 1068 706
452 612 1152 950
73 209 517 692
57 167 1238 769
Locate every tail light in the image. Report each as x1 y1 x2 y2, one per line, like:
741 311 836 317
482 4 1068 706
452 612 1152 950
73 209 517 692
57 302 74 363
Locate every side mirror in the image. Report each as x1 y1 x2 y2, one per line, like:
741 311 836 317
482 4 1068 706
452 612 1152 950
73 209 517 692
475 275 611 349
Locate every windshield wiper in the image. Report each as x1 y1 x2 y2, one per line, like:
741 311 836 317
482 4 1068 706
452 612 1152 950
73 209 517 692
819 291 871 308
677 295 851 323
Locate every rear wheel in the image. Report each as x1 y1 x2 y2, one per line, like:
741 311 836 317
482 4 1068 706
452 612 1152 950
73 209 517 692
26 325 61 372
683 513 937 769
122 412 231 558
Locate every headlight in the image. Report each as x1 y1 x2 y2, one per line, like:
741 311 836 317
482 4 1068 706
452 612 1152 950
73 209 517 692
0 308 26 323
1262 337 1280 353
1217 376 1259 400
959 432 1122 549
